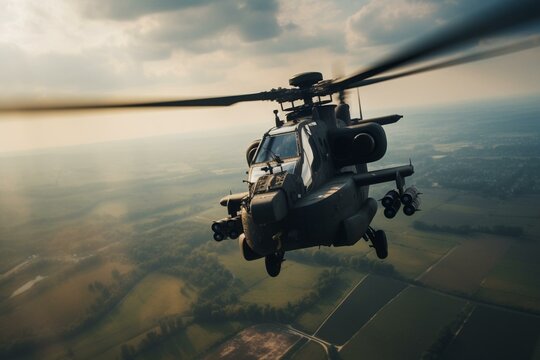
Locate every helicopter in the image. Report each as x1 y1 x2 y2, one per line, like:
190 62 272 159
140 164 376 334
1 1 539 276
210 71 416 277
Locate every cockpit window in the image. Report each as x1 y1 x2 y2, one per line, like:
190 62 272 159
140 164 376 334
254 132 299 163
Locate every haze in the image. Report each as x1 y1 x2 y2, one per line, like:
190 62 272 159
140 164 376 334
0 0 539 152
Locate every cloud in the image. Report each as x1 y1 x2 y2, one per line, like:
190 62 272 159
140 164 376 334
79 0 281 44
1 0 536 102
345 0 530 49
347 0 438 47
100 0 285 61
0 43 148 97
78 0 213 20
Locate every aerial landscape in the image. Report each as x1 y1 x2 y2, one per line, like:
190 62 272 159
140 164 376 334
1 98 539 359
1 0 540 359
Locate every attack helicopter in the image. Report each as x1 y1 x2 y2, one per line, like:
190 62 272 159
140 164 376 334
210 71 416 277
1 1 539 276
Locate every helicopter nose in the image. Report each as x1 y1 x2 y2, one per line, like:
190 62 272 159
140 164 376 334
241 207 280 256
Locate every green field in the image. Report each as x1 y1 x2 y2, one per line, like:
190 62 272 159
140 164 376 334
135 321 246 360
316 274 406 345
475 242 540 312
418 236 510 294
340 286 466 360
0 259 133 342
293 270 366 333
52 273 196 360
289 340 327 360
369 241 444 279
443 305 540 360
239 261 328 307
215 248 270 289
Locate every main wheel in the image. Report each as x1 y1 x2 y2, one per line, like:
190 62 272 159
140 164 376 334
373 230 388 259
265 252 284 277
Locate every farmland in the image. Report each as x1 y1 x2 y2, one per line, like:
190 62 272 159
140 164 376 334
58 273 195 359
1 99 540 359
315 274 406 345
0 258 133 341
239 261 327 307
293 270 366 333
443 305 540 360
475 242 540 312
204 324 300 360
289 340 327 360
339 286 466 360
418 236 511 294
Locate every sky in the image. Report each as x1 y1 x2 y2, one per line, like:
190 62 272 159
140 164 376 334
0 0 539 153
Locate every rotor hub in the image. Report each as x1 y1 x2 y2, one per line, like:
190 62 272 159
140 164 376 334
289 72 323 89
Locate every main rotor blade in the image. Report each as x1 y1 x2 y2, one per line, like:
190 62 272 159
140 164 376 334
350 36 540 88
333 0 540 90
0 91 274 114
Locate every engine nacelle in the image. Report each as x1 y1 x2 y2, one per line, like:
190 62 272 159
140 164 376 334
329 122 387 167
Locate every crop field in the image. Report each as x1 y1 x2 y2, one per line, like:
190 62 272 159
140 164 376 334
385 229 457 256
0 259 132 342
293 270 366 333
215 237 332 307
0 259 68 301
57 273 195 360
475 242 540 312
215 248 270 289
418 236 510 294
368 241 443 279
134 321 246 360
239 261 328 307
443 305 540 360
289 340 326 360
316 274 406 345
339 286 466 360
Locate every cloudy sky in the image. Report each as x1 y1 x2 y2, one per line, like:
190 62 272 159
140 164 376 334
0 0 539 152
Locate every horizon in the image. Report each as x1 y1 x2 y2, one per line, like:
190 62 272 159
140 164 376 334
1 0 540 154
2 93 539 155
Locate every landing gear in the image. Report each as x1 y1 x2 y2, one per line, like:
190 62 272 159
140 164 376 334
265 250 285 277
373 230 388 259
364 227 388 259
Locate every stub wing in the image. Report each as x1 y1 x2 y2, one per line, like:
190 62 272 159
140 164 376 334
353 164 414 187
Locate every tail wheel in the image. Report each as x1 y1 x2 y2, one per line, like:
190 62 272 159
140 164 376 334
373 230 388 259
265 251 284 277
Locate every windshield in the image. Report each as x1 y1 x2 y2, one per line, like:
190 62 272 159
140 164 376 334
254 132 298 163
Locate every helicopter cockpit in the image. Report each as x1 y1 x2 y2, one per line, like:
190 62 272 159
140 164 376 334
248 121 317 191
253 131 299 164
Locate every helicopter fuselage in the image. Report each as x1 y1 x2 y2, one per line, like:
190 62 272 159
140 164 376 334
212 103 417 276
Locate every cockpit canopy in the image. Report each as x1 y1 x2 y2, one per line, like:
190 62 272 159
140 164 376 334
253 132 299 164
